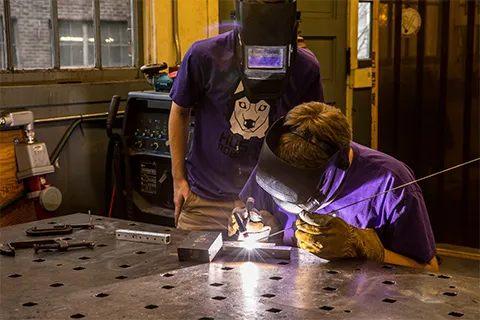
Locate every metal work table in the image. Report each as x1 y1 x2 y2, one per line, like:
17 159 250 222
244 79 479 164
1 214 479 320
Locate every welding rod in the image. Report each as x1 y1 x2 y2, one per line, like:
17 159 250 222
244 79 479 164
259 157 480 242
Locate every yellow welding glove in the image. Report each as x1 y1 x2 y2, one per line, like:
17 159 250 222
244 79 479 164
295 212 385 261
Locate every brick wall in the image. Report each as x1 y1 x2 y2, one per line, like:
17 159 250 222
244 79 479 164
8 0 130 69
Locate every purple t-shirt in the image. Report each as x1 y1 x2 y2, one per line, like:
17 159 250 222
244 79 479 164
170 31 324 200
240 142 437 264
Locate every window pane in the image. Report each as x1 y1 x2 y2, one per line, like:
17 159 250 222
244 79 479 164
358 2 372 60
58 0 94 68
10 0 53 69
1 0 6 69
100 0 133 67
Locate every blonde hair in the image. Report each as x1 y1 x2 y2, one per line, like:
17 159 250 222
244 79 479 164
277 102 352 168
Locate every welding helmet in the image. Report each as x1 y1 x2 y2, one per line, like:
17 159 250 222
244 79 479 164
255 117 350 214
233 0 300 101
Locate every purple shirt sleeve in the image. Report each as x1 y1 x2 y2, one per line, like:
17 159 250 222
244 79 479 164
301 70 324 103
169 44 204 108
381 190 437 264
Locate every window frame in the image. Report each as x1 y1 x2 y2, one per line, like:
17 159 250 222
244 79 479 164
0 0 144 85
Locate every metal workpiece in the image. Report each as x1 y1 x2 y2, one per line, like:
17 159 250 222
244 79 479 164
1 214 479 320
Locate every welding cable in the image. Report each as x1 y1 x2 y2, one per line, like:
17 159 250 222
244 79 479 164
50 115 122 164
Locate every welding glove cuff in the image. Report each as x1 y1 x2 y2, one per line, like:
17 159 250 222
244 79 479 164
296 213 385 262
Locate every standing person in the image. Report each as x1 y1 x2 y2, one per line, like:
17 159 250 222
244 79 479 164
168 0 324 233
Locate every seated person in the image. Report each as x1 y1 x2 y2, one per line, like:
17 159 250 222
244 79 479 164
234 101 439 270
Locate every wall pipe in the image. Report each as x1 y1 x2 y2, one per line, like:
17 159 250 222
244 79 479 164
172 0 182 67
35 111 125 124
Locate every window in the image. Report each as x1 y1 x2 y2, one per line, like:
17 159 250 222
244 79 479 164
59 20 94 68
0 15 18 69
358 1 372 60
1 0 137 71
101 21 131 67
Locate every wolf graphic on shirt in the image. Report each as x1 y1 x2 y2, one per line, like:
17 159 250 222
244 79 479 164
228 82 272 140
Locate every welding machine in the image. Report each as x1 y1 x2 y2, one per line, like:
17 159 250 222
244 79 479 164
105 91 194 226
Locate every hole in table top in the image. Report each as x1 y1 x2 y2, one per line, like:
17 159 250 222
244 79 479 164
116 275 128 280
439 275 451 279
344 310 351 313
261 294 276 298
9 274 22 278
323 287 337 291
161 285 175 290
22 302 38 307
444 292 458 297
96 244 107 247
70 314 86 319
382 280 396 285
327 270 339 274
135 251 147 255
212 296 226 301
95 293 109 298
33 258 45 263
266 308 282 313
382 298 396 303
57 264 63 267
78 256 91 260
198 318 214 320
50 283 64 287
269 276 282 280
448 311 464 317
428 273 436 276
210 283 223 287
73 267 85 271
47 221 57 224
449 286 456 289
164 229 171 232
277 261 289 265
355 268 362 271
95 218 104 221
145 305 159 309
319 306 334 311
221 267 233 271
41 249 53 253
128 223 137 226
163 273 174 277
119 264 131 268
382 265 394 269
62 237 73 240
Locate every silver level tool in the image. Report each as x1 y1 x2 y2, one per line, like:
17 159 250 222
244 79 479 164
115 229 171 244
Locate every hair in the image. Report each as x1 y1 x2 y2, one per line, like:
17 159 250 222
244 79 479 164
277 102 352 169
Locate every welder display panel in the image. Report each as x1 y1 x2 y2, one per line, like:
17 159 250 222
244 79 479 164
247 46 285 69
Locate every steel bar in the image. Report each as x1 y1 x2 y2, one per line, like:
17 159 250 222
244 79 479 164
51 0 60 69
3 0 14 71
115 229 171 244
462 0 476 240
93 0 102 69
436 0 451 227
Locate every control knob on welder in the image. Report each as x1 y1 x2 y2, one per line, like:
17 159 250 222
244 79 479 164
151 142 159 150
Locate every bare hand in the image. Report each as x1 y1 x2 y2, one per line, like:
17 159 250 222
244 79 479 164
173 179 190 226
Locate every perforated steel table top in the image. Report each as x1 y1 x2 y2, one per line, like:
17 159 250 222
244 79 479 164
1 214 478 320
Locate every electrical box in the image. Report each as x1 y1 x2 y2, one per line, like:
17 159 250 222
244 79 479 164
15 142 54 180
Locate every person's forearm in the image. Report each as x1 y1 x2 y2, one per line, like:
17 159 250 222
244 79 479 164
168 102 191 182
383 249 439 271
